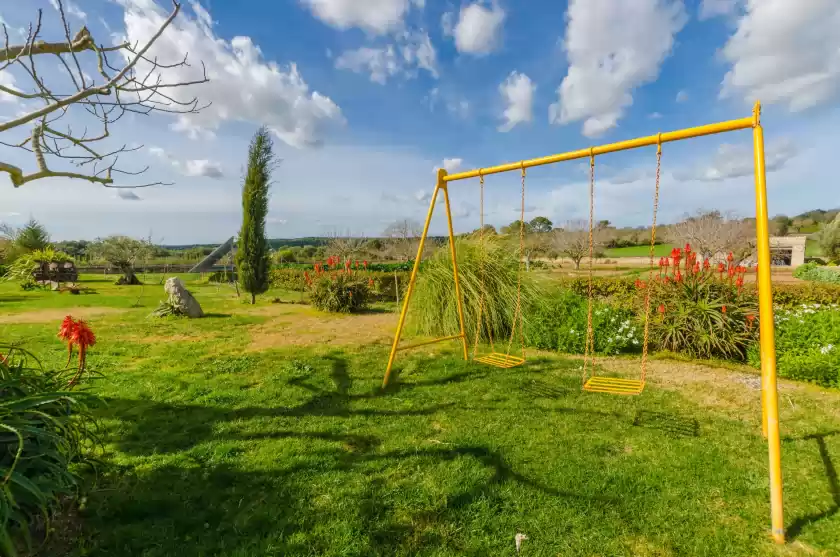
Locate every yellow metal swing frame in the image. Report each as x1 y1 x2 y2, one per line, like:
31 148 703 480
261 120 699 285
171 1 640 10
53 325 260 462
381 102 785 544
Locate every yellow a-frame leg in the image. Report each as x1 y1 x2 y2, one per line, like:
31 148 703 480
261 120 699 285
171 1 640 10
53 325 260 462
382 169 468 388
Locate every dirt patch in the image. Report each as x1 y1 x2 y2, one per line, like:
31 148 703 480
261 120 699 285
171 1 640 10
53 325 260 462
0 307 126 324
248 310 398 351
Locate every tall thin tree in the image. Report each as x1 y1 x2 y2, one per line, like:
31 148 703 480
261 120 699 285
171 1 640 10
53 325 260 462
237 127 274 304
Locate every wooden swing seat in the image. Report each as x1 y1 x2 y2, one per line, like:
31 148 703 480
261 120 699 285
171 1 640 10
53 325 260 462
583 376 645 395
474 352 525 369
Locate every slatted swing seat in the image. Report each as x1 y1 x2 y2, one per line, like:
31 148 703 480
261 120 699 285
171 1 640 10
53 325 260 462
472 167 527 369
581 144 664 396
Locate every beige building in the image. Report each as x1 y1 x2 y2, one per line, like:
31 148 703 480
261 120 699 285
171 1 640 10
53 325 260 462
769 235 807 268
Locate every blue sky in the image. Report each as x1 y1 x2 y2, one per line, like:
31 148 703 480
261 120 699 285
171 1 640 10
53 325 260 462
1 0 838 243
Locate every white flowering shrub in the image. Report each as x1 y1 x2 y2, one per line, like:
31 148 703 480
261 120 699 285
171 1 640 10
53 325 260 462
747 303 840 387
525 289 641 355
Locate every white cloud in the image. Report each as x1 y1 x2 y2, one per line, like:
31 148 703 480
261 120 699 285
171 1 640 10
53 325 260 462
0 72 20 104
719 0 840 112
300 0 414 35
441 11 455 36
549 0 687 138
433 158 463 174
334 30 437 84
698 0 741 20
119 0 343 148
148 146 224 179
446 99 470 119
48 0 87 20
117 190 142 200
675 89 689 102
649 112 663 119
498 71 535 132
184 159 224 178
675 140 798 182
452 2 505 56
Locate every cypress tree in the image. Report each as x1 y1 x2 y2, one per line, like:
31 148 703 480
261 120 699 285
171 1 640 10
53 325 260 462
237 126 273 304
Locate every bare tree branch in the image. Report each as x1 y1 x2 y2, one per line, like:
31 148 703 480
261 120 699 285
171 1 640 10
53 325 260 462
0 0 209 188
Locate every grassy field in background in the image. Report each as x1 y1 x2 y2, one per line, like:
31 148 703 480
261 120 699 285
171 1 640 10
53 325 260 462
1 275 839 556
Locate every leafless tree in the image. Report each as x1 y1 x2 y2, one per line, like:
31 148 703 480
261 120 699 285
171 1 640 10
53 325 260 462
383 219 422 261
325 229 367 262
669 210 755 263
0 1 208 188
551 220 606 270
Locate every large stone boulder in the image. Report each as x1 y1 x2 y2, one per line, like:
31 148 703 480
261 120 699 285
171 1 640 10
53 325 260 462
164 277 204 318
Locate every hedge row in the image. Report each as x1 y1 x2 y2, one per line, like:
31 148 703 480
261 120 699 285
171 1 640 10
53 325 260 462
269 268 412 302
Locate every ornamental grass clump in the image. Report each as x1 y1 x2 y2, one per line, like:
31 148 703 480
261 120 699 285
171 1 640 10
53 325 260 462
408 237 542 342
637 244 758 360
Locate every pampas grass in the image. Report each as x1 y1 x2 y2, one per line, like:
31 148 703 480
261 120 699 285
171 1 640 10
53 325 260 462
407 237 543 344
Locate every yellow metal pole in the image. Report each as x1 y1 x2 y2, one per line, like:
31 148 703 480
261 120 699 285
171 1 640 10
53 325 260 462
444 116 754 183
753 101 785 544
382 182 440 388
440 172 469 361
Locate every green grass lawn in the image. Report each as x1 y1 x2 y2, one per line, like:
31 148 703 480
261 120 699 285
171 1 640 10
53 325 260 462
1 275 839 556
603 244 675 258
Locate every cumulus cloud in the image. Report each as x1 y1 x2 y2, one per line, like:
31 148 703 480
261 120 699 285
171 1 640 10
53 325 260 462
719 0 840 112
674 140 798 182
184 159 224 178
148 146 224 179
119 0 343 147
549 0 687 138
498 72 535 132
451 2 505 56
433 158 463 174
300 0 417 35
335 30 437 84
698 0 741 20
0 72 20 104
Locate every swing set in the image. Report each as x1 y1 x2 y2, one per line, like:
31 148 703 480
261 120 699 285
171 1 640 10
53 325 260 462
380 102 785 543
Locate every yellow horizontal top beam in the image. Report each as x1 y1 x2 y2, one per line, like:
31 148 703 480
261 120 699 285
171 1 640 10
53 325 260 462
443 110 758 183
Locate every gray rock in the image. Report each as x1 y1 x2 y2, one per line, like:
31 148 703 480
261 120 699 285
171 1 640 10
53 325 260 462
164 277 204 318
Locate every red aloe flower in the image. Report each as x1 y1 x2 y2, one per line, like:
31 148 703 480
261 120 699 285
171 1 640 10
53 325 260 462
717 262 725 273
736 276 744 290
634 278 642 289
657 304 666 315
703 259 711 271
693 262 700 274
721 305 727 313
58 315 77 365
684 243 691 253
746 314 756 329
675 269 683 282
363 260 368 270
368 278 374 287
727 252 734 262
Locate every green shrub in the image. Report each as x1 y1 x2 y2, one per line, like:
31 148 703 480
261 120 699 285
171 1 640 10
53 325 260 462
748 303 840 387
557 276 637 308
270 268 307 291
3 248 73 284
524 289 641 355
768 282 840 307
206 269 237 283
308 273 371 313
0 345 100 555
792 262 840 284
408 238 542 342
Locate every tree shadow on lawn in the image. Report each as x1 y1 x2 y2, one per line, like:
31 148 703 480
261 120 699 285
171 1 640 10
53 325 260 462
77 354 728 555
784 430 840 541
82 441 622 556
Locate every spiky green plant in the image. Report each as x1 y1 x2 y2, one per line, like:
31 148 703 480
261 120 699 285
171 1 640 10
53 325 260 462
236 127 274 304
407 237 542 344
0 345 100 556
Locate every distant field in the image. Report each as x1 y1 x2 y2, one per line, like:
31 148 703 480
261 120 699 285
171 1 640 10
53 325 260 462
604 243 674 258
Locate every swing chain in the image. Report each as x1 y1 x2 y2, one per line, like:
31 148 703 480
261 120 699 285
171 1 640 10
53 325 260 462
505 165 527 360
641 143 663 383
472 173 489 358
582 153 596 384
